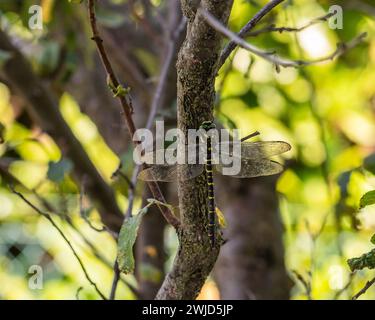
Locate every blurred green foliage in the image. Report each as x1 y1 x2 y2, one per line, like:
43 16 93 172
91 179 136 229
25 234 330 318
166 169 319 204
0 0 375 300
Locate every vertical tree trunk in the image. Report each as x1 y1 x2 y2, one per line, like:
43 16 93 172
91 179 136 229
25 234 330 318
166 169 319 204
214 176 292 299
156 0 234 300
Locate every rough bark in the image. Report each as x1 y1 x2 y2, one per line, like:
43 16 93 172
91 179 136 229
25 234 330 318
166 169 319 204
156 0 234 300
0 30 123 232
214 176 292 299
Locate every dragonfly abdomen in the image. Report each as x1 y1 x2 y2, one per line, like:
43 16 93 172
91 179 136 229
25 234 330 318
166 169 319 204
206 137 215 247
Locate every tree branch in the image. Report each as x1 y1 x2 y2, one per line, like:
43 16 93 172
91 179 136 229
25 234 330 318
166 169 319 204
87 0 180 230
155 0 234 300
219 0 286 67
202 10 367 70
352 275 375 300
246 12 335 37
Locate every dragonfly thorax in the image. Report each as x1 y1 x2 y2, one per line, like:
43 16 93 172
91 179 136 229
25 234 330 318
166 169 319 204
199 121 216 131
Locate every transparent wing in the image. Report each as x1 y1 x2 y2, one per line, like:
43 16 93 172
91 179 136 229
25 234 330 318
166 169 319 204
219 141 291 160
215 158 284 178
137 144 206 165
137 164 204 182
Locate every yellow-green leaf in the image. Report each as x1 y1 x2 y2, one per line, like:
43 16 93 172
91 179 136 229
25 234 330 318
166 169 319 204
359 190 375 209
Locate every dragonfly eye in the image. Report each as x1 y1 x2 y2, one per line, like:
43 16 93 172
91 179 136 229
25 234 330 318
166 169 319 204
200 121 216 131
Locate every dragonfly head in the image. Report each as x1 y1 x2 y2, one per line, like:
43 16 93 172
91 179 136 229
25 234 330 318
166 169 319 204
200 121 216 131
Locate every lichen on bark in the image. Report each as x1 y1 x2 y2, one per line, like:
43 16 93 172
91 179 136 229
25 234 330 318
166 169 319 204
156 0 234 300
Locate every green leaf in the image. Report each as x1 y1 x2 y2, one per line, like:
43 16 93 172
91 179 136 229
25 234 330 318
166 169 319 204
359 190 375 209
239 90 258 108
113 85 130 98
117 207 148 274
47 159 73 183
0 49 12 68
371 234 375 245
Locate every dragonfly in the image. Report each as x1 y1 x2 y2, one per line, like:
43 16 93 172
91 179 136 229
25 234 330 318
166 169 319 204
137 121 291 246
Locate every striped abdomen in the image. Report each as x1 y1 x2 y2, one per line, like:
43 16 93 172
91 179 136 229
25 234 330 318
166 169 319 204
206 137 215 246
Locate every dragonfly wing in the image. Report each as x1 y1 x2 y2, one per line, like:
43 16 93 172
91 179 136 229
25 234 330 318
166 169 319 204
138 144 205 165
215 158 284 178
220 141 291 160
137 164 204 182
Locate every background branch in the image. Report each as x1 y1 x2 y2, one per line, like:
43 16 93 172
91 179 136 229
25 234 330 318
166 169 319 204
246 12 334 37
203 10 367 70
156 0 234 300
218 0 286 67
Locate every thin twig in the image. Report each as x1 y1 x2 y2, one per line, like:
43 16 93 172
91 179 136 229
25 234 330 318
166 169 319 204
109 260 121 300
112 165 134 190
79 176 113 235
219 0 286 67
11 186 107 300
202 9 367 70
76 287 83 300
241 131 260 142
87 0 180 229
352 275 375 300
292 270 312 300
246 12 335 37
334 272 355 300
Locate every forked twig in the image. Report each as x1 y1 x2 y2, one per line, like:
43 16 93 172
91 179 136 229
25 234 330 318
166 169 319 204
202 9 366 70
352 275 375 300
219 0 286 67
246 12 335 37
